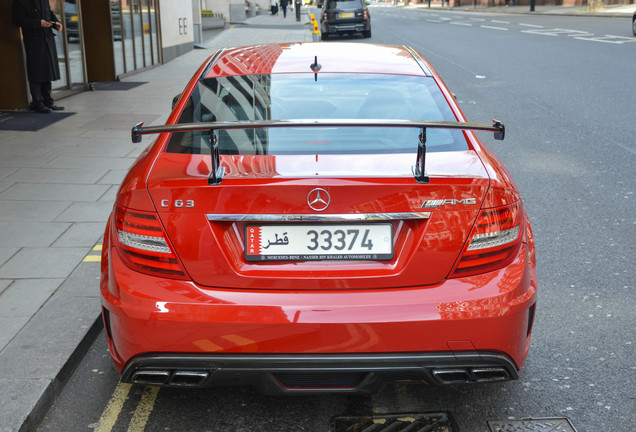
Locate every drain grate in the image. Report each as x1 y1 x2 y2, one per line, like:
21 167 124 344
333 412 456 432
488 418 578 432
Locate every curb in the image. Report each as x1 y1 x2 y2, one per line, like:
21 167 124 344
0 256 105 432
19 316 103 432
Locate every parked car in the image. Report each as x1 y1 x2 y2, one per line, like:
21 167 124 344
101 42 537 393
320 0 371 39
64 0 79 41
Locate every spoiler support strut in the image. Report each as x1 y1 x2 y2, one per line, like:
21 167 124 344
131 119 505 186
208 130 224 185
414 127 429 184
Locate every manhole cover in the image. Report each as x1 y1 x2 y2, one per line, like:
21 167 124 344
488 417 577 432
333 412 456 432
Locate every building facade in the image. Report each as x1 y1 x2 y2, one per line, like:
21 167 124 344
1 0 195 110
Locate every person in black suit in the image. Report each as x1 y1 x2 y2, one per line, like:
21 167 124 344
12 0 65 113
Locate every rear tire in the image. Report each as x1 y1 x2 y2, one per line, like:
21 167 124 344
632 17 636 36
321 32 329 41
363 30 371 38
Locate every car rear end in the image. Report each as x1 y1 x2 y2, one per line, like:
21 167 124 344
100 43 536 393
321 0 370 38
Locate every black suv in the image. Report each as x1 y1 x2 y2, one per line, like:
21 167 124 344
320 0 371 39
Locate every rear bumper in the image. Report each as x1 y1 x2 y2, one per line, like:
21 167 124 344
121 351 518 394
101 235 537 391
322 21 370 34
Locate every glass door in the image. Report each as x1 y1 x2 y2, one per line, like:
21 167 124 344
51 0 86 92
112 0 161 76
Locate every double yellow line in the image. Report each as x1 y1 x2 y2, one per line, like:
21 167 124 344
83 245 103 262
94 383 160 432
86 242 159 430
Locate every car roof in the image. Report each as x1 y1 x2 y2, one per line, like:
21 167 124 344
204 43 431 78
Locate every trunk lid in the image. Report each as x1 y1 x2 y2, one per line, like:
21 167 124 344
147 151 490 290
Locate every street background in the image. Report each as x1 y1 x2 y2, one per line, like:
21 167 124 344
1 3 634 432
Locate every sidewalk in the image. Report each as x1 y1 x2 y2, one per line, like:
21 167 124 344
403 2 636 17
0 11 311 432
1 2 631 429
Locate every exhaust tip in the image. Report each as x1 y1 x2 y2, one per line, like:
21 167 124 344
131 370 170 385
170 371 209 387
432 367 513 384
471 367 510 382
432 368 472 384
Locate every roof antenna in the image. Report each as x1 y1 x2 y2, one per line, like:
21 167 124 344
310 56 321 81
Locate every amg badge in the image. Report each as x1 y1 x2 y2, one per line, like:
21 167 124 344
421 198 477 208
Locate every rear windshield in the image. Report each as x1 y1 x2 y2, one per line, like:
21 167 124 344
166 73 468 155
325 0 364 10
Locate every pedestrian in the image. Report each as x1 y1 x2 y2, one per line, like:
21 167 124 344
12 0 65 113
271 0 278 15
280 0 289 18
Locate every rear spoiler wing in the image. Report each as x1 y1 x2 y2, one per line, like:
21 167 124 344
131 119 505 185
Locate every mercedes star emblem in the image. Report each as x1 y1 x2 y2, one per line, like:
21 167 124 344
307 188 330 212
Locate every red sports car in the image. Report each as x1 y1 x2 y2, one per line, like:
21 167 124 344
101 42 537 393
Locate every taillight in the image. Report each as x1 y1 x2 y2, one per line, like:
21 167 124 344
113 205 187 279
363 10 368 20
450 202 523 278
323 12 328 23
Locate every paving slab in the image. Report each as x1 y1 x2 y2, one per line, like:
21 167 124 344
97 186 119 203
0 154 56 169
54 202 114 223
0 140 59 158
4 167 108 184
0 378 52 432
0 183 110 202
0 222 71 247
79 113 162 131
0 168 17 180
52 223 107 248
0 279 63 318
78 129 130 140
0 318 27 351
0 278 64 352
0 247 88 279
0 201 70 222
0 297 100 378
97 169 128 185
0 248 19 268
55 142 139 158
42 155 136 171
0 279 11 295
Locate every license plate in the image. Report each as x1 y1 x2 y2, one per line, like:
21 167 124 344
245 224 393 261
339 12 354 18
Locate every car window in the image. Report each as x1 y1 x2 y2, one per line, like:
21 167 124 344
166 73 467 155
325 0 363 10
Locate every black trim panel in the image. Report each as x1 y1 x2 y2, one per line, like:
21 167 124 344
121 351 518 394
